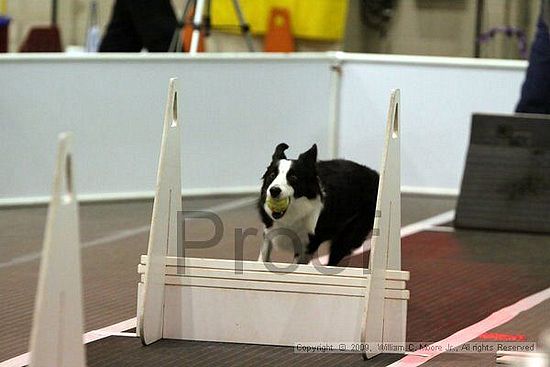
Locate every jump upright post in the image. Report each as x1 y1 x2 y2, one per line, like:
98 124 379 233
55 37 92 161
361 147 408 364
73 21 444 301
29 133 86 367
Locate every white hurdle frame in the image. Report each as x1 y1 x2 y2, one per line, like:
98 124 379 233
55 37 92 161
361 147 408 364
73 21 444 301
137 82 408 360
29 133 86 367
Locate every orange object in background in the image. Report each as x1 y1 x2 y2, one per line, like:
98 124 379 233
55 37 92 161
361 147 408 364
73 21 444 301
264 7 294 52
182 5 205 52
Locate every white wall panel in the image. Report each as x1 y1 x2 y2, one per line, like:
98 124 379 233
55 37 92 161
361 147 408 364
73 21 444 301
0 54 333 204
338 55 526 193
0 53 528 204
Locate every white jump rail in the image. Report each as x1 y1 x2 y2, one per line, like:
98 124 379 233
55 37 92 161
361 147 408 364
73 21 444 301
28 133 86 367
137 81 409 360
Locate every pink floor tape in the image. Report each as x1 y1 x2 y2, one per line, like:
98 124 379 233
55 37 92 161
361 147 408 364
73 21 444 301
388 286 550 367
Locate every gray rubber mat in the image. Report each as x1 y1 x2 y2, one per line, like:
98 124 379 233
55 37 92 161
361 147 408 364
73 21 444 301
85 336 401 367
455 113 550 233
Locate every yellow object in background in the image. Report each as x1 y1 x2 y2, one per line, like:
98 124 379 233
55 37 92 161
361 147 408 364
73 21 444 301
0 0 7 15
211 0 348 41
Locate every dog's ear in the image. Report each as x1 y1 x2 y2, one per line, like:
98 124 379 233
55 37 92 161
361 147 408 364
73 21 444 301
272 143 289 161
298 144 317 166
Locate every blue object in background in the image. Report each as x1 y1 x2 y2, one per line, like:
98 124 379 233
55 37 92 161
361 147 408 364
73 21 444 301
0 15 10 52
516 6 550 114
85 1 101 52
86 25 101 52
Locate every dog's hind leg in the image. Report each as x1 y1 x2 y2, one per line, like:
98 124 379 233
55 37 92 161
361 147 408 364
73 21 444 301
327 244 351 267
305 233 323 256
327 215 371 267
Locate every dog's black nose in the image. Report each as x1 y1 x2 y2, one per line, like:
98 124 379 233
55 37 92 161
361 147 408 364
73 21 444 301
269 186 282 198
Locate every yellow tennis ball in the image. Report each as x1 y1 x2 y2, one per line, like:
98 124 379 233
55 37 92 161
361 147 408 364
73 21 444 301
267 197 290 212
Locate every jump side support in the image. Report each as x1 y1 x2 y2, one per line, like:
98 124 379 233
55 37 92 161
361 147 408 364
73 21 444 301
29 133 86 367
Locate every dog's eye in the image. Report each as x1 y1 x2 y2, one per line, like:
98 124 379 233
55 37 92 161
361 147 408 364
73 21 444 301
288 174 298 182
268 172 277 180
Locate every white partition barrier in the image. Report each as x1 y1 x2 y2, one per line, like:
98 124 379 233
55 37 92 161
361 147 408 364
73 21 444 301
0 53 526 204
337 54 526 194
0 54 335 204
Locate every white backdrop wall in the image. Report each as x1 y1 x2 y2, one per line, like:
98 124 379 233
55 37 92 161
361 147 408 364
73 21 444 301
337 54 527 194
0 53 527 205
0 54 334 204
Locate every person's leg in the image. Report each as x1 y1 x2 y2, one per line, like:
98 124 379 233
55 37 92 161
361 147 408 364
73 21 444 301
99 0 143 52
516 12 550 114
129 0 178 52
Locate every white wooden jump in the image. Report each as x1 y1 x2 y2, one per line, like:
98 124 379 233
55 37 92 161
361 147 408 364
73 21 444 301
137 79 409 360
28 133 86 367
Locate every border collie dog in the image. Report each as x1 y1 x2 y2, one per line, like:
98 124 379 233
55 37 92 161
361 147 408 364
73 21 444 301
258 143 379 266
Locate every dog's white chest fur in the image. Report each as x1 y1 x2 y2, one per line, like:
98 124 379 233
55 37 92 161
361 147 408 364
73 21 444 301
265 196 323 253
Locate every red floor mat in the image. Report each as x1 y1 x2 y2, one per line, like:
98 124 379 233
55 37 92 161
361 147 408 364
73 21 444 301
347 230 550 343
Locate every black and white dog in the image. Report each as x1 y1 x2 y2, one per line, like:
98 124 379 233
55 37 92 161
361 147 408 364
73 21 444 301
258 143 379 266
